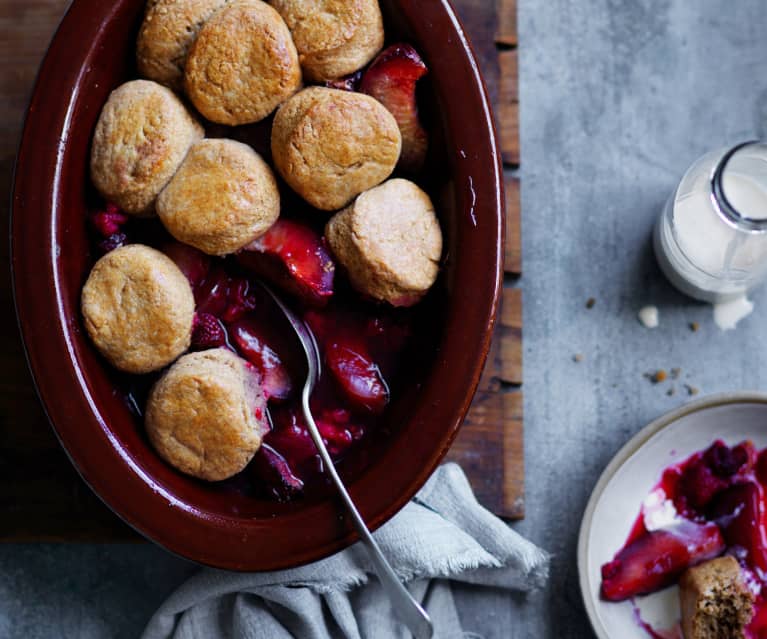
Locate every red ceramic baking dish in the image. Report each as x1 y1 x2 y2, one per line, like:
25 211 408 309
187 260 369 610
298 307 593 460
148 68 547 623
11 0 503 570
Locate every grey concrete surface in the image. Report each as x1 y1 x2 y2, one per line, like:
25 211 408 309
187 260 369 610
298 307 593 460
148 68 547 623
2 0 767 637
512 0 767 637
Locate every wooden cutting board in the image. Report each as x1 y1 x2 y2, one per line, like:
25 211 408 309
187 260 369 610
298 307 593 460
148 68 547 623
0 0 522 541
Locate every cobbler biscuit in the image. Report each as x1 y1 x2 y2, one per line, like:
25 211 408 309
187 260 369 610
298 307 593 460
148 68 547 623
270 0 384 82
157 138 280 255
325 178 442 306
145 349 269 481
81 244 195 373
680 556 754 639
90 80 204 216
137 0 231 90
184 0 301 125
271 87 401 211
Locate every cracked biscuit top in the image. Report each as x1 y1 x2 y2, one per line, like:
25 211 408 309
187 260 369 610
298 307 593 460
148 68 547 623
90 79 204 215
271 86 401 211
81 244 195 373
184 0 301 125
145 349 269 481
270 0 384 82
137 0 232 91
157 138 280 255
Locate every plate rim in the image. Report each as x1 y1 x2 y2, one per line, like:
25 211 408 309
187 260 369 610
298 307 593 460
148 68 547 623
577 391 767 639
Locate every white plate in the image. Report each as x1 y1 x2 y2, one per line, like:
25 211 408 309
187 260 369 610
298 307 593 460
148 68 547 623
578 392 767 639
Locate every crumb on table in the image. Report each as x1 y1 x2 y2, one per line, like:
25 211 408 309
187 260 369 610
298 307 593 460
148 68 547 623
637 305 659 328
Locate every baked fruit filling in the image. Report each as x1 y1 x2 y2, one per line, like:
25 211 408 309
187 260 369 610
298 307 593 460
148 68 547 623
87 205 418 499
81 0 440 500
601 440 767 638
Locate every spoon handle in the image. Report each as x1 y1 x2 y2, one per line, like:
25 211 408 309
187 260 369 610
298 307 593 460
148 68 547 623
258 282 433 638
301 392 434 639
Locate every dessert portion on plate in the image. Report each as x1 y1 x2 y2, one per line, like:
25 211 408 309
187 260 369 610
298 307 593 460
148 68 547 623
601 440 767 638
80 0 443 501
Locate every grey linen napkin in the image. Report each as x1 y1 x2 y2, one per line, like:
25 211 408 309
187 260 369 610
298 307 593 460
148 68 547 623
141 463 549 639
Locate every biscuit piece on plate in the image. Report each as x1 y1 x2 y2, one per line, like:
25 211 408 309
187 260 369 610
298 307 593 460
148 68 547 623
157 138 280 255
679 556 754 639
90 80 203 216
184 0 301 125
271 0 384 81
81 244 195 373
146 349 269 481
271 87 401 211
326 178 442 306
137 0 231 90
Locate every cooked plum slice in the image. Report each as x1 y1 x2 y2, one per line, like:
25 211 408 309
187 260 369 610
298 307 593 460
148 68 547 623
600 521 725 601
237 219 334 307
251 445 304 501
265 408 318 468
230 318 293 402
161 241 211 289
709 482 767 574
325 340 389 414
360 43 429 173
305 309 391 414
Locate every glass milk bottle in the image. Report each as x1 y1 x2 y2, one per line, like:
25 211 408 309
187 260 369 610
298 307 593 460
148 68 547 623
654 141 767 302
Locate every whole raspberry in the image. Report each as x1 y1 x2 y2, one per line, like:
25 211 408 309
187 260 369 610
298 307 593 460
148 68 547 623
90 203 129 238
191 313 228 350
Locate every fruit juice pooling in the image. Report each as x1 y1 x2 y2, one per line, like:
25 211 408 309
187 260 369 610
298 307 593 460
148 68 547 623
188 253 412 501
601 440 767 638
92 213 414 503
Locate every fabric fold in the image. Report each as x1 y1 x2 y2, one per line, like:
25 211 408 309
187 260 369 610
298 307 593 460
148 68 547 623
142 463 549 639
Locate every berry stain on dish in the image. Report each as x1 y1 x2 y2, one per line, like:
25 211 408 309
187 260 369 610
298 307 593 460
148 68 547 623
601 439 767 638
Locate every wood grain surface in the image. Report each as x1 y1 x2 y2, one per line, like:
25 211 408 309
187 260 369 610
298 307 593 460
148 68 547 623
0 0 523 540
445 0 524 519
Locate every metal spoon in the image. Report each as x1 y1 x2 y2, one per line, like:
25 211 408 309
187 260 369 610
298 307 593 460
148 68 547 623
260 283 434 639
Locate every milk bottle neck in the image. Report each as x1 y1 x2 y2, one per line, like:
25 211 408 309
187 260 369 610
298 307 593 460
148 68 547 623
712 140 767 232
